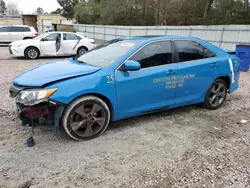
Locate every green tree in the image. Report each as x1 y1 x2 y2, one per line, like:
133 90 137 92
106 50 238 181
51 8 62 14
57 0 86 19
36 7 44 14
0 0 7 14
72 0 250 26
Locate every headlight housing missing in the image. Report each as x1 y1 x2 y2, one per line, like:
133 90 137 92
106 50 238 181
16 88 57 106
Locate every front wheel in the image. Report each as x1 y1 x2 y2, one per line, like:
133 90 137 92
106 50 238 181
62 96 110 141
204 79 227 110
24 47 39 59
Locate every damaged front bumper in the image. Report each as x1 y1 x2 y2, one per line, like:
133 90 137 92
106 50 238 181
10 84 65 132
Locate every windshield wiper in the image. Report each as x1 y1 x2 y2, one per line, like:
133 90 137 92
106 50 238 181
73 56 90 65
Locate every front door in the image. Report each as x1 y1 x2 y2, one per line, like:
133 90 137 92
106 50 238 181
173 40 218 105
40 33 62 56
62 33 80 55
0 27 12 42
115 40 177 116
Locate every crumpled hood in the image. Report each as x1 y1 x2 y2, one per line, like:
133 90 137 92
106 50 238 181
13 58 101 87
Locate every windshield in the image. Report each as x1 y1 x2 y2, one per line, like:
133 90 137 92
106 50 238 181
77 39 141 67
33 33 49 40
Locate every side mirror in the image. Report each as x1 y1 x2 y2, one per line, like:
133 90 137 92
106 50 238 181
122 60 141 71
40 38 45 42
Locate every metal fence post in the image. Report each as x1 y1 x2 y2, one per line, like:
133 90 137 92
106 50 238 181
129 27 131 36
189 27 192 36
165 28 168 35
219 27 225 47
145 27 148 36
115 27 117 39
104 26 106 41
93 25 95 39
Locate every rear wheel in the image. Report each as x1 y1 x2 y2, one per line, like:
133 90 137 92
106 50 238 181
62 96 110 141
204 79 227 110
77 47 87 56
24 47 39 59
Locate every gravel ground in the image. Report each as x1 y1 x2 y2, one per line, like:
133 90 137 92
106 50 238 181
0 46 250 188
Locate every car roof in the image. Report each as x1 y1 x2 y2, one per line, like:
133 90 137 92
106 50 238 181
2 25 30 27
119 35 199 41
47 31 76 34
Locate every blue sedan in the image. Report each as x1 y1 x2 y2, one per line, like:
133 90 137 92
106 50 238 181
10 36 240 140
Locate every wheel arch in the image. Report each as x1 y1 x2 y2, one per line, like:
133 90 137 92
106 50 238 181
216 75 230 89
77 46 88 53
24 46 41 56
67 92 114 121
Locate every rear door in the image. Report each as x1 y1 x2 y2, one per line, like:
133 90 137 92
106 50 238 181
21 27 33 39
62 33 80 55
173 40 218 105
40 33 62 56
11 27 23 41
115 40 177 115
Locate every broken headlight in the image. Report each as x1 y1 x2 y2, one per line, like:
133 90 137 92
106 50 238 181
16 88 57 106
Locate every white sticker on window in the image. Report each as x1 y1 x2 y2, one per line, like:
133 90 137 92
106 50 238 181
120 43 135 47
228 59 235 83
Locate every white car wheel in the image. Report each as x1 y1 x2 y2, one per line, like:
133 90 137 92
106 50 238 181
77 47 87 56
25 47 39 59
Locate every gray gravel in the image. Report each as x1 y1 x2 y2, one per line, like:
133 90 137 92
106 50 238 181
0 46 250 188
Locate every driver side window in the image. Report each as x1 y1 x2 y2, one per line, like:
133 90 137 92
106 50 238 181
43 33 61 41
129 41 173 69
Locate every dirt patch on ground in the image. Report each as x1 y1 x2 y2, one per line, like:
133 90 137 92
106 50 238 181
0 47 250 188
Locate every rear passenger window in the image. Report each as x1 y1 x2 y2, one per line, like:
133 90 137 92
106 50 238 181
11 27 22 32
175 40 214 62
63 33 79 40
22 27 31 32
130 41 173 68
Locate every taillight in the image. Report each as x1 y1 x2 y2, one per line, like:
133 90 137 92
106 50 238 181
34 32 38 36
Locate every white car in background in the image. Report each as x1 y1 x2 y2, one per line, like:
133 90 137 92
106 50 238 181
9 32 96 59
0 25 38 43
44 25 53 33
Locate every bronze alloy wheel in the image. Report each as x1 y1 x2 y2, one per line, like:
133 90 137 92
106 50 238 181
63 96 110 140
204 79 228 110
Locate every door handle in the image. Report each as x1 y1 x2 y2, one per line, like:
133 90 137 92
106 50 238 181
210 63 217 67
166 69 176 75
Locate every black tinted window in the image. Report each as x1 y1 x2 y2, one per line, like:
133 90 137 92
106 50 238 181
130 41 172 68
22 27 31 32
44 33 61 41
175 40 214 62
0 27 11 32
11 27 22 32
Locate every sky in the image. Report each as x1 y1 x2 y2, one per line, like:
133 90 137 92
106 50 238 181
4 0 62 14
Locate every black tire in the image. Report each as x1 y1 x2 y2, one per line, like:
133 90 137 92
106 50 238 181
62 96 110 141
77 47 87 56
24 47 39 59
204 79 228 110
